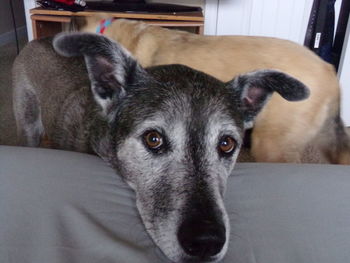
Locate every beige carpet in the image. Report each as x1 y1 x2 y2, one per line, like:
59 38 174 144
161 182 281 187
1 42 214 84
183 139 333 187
1 39 348 163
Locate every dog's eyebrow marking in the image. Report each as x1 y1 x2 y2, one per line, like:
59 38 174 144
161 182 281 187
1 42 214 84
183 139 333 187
207 113 242 140
133 116 167 136
132 114 187 149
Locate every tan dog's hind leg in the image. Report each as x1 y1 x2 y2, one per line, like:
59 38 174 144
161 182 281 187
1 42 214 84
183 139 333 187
338 151 350 164
249 58 346 164
316 111 350 165
251 92 331 163
251 129 320 163
251 139 298 163
251 128 309 163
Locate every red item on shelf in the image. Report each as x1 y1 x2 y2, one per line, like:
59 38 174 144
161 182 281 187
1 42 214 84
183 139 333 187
53 0 75 5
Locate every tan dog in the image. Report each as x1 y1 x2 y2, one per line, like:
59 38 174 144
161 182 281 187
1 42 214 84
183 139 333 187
76 15 350 164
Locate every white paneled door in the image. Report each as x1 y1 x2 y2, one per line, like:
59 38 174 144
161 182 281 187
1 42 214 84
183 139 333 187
206 0 314 44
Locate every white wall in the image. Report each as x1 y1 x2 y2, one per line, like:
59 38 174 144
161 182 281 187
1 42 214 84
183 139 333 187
23 0 36 41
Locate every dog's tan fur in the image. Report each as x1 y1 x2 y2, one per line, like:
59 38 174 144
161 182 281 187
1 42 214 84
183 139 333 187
76 15 350 164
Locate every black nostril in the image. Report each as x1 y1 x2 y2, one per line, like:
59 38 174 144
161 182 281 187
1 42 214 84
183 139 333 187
177 219 226 259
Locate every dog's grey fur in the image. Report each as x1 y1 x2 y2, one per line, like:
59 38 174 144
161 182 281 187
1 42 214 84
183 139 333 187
12 33 308 262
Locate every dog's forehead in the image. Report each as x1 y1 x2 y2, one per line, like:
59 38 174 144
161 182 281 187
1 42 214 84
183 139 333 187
130 90 243 140
115 64 244 138
147 64 225 91
143 64 239 112
147 64 243 122
134 98 239 132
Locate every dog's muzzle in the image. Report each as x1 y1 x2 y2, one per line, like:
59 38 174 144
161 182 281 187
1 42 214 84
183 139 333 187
177 218 226 260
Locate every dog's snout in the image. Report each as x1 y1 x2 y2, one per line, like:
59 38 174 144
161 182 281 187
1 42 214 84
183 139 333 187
177 219 226 259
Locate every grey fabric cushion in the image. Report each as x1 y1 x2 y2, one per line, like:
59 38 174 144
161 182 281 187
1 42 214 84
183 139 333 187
0 146 350 263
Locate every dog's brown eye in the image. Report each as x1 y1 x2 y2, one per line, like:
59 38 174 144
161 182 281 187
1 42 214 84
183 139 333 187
144 131 163 149
218 136 236 155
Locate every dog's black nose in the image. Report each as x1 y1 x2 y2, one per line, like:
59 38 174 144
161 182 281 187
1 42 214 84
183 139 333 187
177 219 226 259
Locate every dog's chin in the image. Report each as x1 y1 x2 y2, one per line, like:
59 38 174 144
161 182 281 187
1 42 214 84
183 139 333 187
141 219 228 263
167 245 228 263
134 183 230 263
156 231 229 263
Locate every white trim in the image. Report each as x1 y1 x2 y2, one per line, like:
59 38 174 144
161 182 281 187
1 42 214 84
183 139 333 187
298 0 314 44
0 26 27 46
204 0 218 35
24 0 37 41
338 17 350 127
215 0 254 36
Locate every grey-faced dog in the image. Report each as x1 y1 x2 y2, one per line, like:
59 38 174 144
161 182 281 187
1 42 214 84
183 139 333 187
12 33 309 262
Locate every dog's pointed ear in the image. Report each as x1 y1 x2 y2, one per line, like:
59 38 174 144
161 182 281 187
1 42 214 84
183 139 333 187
53 32 146 116
227 70 309 127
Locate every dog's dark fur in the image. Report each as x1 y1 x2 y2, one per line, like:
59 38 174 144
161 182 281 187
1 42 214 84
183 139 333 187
12 33 308 262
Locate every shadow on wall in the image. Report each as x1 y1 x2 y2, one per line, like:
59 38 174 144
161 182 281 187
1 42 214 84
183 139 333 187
0 0 28 47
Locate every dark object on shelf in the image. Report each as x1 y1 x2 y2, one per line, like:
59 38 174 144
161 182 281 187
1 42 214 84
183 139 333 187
86 0 202 13
37 0 86 12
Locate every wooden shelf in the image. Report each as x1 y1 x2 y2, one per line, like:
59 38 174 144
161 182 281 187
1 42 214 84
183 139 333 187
30 7 204 21
31 15 71 23
30 7 204 39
